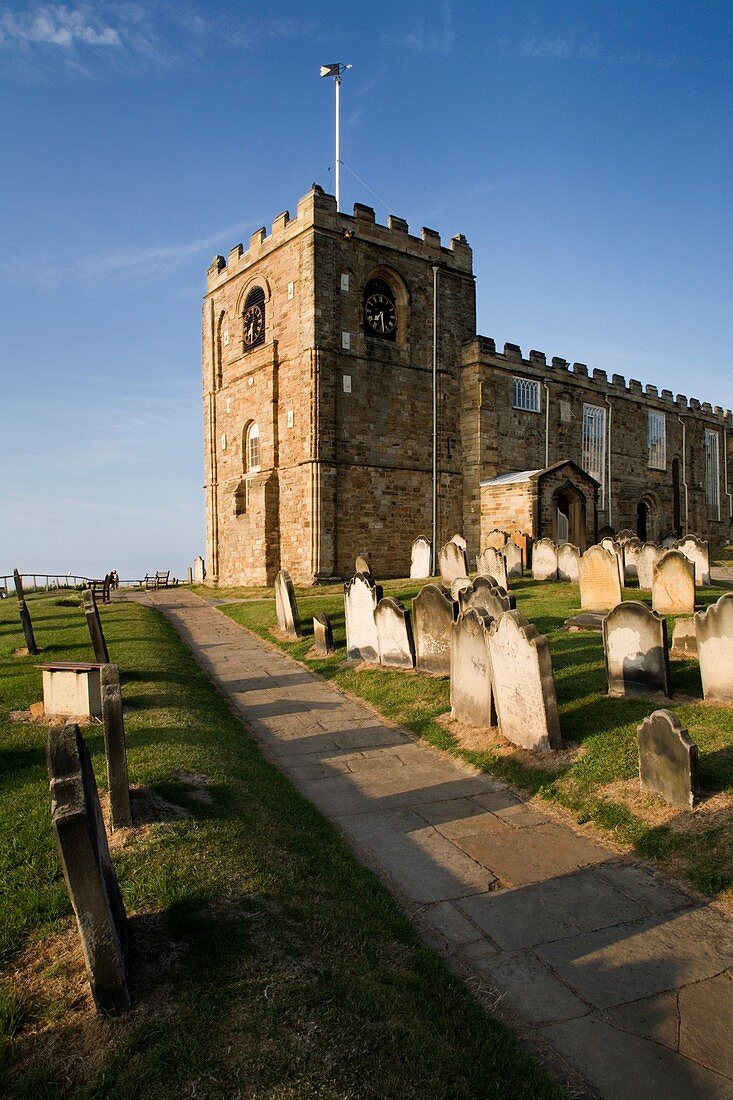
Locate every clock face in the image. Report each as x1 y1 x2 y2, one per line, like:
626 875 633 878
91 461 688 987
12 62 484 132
243 303 264 346
364 290 397 337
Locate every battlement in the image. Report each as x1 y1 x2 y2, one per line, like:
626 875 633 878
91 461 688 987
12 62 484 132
206 184 473 290
464 336 732 423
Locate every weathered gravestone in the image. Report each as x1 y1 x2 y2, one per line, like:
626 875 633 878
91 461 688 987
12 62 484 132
344 572 383 661
695 592 733 701
375 598 415 669
484 529 508 550
13 569 39 655
450 608 497 727
602 602 671 698
100 664 131 830
355 554 371 575
557 544 580 583
676 535 710 586
450 576 472 601
186 566 193 584
83 588 110 664
600 538 625 589
637 710 699 810
652 550 695 616
312 613 335 655
439 540 468 585
504 540 523 579
450 533 467 550
637 543 664 590
488 611 562 752
578 546 622 612
193 556 205 583
670 617 697 659
532 539 558 581
47 722 131 1014
623 537 642 581
274 570 302 638
615 529 636 545
475 546 508 588
412 584 455 676
511 530 533 569
459 576 515 619
410 536 432 579
661 533 679 549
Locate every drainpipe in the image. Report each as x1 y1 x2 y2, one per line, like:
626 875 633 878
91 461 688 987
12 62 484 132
543 382 550 468
678 415 689 531
431 264 439 573
605 398 613 527
724 429 733 521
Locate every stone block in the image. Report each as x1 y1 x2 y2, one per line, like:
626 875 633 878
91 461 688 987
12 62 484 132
40 662 103 719
488 610 561 751
603 601 671 697
637 710 698 809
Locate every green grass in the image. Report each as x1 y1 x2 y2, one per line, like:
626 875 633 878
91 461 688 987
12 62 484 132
0 592 562 1099
216 575 733 902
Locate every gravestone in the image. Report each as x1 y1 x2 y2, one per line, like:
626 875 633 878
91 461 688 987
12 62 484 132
186 566 193 584
557 544 580 583
410 536 432 579
450 608 497 727
460 576 515 618
652 551 695 616
274 570 302 638
511 530 533 569
637 543 664 590
695 592 733 701
312 613 335 655
504 540 523 579
676 536 710 586
661 533 679 549
439 541 469 585
578 546 622 612
623 537 642 581
488 611 562 752
355 554 371 575
375 598 415 669
13 569 39 655
600 538 625 589
602 602 671 698
47 723 131 1014
100 664 131 830
83 588 110 664
412 584 455 675
450 576 472 601
532 539 558 581
475 546 507 588
450 533 467 550
637 710 699 810
615 529 636 545
102 574 112 605
485 529 508 550
344 572 383 662
670 617 697 659
193 556 205 583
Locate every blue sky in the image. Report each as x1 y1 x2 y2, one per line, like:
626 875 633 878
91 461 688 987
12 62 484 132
1 1 731 579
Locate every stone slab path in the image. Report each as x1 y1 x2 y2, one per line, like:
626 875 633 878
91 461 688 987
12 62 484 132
130 590 733 1100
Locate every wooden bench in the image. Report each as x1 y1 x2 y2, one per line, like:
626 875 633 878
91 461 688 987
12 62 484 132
143 571 176 590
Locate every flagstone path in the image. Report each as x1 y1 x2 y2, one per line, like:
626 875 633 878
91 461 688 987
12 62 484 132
130 589 733 1100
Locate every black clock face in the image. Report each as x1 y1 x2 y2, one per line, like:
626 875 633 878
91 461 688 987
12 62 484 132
364 291 397 337
243 303 264 346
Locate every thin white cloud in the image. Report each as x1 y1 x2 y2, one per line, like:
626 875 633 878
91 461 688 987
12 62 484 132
0 5 121 48
382 0 455 54
495 34 677 69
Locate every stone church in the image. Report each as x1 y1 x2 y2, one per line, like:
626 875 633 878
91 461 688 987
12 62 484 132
202 184 732 585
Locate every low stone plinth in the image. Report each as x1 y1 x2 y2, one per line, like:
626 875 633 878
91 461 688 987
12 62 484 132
38 662 104 719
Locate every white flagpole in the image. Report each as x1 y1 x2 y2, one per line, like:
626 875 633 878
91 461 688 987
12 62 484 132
335 71 341 211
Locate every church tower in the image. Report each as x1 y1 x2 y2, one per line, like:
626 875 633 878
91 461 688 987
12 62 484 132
202 185 475 585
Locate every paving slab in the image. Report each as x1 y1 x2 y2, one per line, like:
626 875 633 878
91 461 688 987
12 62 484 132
130 590 733 1100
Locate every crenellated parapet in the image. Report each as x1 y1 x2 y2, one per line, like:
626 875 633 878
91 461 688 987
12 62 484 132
462 336 732 424
206 184 473 292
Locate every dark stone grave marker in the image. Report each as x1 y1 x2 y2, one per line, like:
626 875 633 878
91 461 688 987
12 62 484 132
13 568 39 655
101 664 131 829
637 710 699 810
83 587 110 663
312 612 335 655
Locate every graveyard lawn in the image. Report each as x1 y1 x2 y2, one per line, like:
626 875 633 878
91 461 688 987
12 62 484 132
0 593 562 1099
218 577 733 906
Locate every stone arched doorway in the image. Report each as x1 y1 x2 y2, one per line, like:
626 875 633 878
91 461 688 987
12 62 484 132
636 493 660 543
551 483 587 549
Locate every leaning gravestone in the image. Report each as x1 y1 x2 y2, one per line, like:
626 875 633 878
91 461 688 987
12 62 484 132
355 554 371 575
460 576 515 619
450 608 497 727
637 710 699 810
652 551 695 616
602 602 671 698
83 588 110 664
504 540 523 579
532 539 558 581
439 541 469 585
557 544 580 583
695 592 733 701
578 546 622 612
100 664 131 830
47 722 131 1014
475 547 507 588
450 533 467 550
412 584 455 675
637 543 664 590
676 536 710 586
274 570 302 638
193 556 205 583
344 572 383 662
13 569 39 655
375 598 415 669
488 611 561 752
410 536 432 579
484 529 508 550
623 537 642 581
312 613 335 655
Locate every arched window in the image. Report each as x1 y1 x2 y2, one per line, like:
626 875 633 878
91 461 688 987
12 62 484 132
244 422 260 473
242 286 265 350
